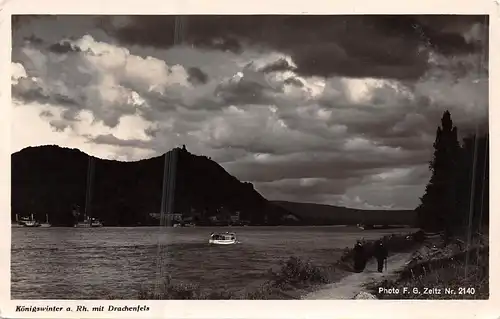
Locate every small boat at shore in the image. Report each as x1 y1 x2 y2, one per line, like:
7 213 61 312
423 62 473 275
39 214 51 228
357 223 374 230
12 214 25 227
19 214 40 227
209 232 238 245
24 220 40 227
173 222 196 228
15 214 41 227
74 216 103 228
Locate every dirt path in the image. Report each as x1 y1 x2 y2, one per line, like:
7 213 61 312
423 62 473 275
302 252 413 299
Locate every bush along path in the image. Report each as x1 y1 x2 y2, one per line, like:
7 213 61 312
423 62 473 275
301 252 413 300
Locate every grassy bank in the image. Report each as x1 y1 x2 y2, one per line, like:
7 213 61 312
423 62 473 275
138 231 421 300
368 238 489 299
138 256 342 299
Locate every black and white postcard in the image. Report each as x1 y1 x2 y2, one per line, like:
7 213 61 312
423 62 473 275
1 0 498 318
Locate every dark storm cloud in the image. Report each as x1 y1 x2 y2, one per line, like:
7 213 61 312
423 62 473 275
195 37 242 53
214 80 276 106
12 77 80 108
283 77 304 87
187 67 209 85
100 16 242 53
103 15 488 80
252 162 431 206
12 72 136 129
12 15 52 29
278 106 434 155
48 40 82 54
39 110 53 118
89 134 153 149
11 16 113 59
256 178 355 198
144 126 160 138
213 70 284 106
23 34 44 45
225 149 430 183
259 58 296 73
366 16 487 52
48 120 70 132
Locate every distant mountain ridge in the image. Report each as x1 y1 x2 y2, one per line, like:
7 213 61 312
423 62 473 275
11 145 291 226
272 201 417 226
11 145 417 227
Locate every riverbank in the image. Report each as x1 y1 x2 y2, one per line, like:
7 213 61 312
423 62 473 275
367 235 489 299
300 233 489 300
137 230 421 299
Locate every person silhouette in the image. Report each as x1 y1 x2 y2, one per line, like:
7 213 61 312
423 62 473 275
373 240 388 273
353 241 366 273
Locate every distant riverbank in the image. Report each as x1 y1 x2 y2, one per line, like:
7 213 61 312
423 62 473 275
11 223 414 228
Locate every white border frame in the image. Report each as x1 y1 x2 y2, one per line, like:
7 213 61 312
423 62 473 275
0 1 498 318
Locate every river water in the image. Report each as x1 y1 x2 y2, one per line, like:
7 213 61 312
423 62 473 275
11 226 412 299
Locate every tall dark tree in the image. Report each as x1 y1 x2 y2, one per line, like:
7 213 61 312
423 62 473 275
416 111 461 234
456 134 489 234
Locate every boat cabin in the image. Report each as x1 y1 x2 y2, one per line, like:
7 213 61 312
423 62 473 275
210 232 235 241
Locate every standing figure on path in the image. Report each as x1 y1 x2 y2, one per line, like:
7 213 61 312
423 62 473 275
374 240 388 273
353 241 366 273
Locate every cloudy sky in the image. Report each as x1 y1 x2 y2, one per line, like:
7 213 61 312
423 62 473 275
11 15 489 210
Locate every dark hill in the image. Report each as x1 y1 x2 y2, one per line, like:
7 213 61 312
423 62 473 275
11 145 292 226
273 201 417 226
